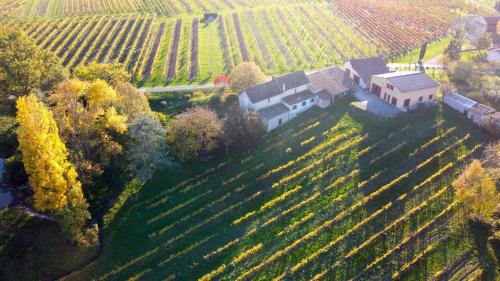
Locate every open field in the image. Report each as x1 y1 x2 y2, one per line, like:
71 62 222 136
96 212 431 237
62 99 490 281
4 0 492 85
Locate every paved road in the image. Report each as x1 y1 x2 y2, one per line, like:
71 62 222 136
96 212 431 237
139 83 220 93
387 62 444 71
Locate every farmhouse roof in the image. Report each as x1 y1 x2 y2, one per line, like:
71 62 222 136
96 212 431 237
308 67 354 96
484 16 500 26
242 71 309 103
282 90 316 106
373 71 440 93
346 56 389 85
257 103 289 120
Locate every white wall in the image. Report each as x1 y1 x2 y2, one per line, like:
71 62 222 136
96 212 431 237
266 112 290 131
285 97 317 119
251 84 310 111
344 62 367 89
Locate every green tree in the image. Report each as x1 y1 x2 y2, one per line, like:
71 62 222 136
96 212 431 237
16 94 90 240
0 28 67 105
167 107 223 161
126 115 170 182
473 31 493 52
229 62 266 92
223 107 265 151
73 62 131 86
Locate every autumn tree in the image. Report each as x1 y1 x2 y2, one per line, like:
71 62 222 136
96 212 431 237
49 79 128 212
73 62 130 86
167 107 223 161
0 28 67 105
115 82 153 119
127 116 170 182
229 62 266 92
452 160 498 222
16 94 90 240
445 24 466 61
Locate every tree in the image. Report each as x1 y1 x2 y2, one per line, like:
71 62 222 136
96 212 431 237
0 28 67 104
115 82 153 120
223 107 265 151
167 107 223 161
482 141 500 182
445 24 466 61
473 32 493 52
481 115 500 138
16 94 90 240
229 62 266 92
73 62 130 86
49 79 128 212
126 116 170 182
452 160 498 222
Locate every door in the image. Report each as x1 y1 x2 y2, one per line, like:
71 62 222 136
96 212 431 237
371 83 382 97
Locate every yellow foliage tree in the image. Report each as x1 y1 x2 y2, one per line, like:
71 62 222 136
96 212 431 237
16 94 90 238
452 160 499 221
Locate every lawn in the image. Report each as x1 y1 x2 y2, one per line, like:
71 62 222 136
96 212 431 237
64 98 493 281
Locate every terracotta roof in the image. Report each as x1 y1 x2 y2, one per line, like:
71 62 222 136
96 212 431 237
346 56 389 86
282 90 315 106
242 71 309 103
373 71 439 92
308 67 354 97
257 103 289 120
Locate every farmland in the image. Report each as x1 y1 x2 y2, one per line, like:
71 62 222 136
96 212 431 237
4 0 492 85
63 99 490 281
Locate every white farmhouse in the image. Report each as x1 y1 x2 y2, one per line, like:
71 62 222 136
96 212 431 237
343 57 389 90
239 71 317 132
370 71 439 111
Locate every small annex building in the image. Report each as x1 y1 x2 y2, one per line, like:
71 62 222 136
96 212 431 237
238 71 317 132
443 92 497 125
343 57 389 90
370 71 439 111
308 66 355 108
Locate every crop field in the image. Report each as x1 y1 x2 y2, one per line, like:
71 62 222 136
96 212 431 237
65 100 488 281
4 0 491 85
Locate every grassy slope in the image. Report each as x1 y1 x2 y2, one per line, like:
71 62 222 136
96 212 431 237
392 37 451 64
64 98 493 281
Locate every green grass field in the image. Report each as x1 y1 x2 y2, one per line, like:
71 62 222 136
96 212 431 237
60 98 493 281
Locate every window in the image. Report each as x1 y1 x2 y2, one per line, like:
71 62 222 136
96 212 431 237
391 97 397 106
302 101 306 106
293 105 297 110
403 99 410 107
383 93 387 100
418 96 423 102
428 95 433 100
387 84 394 90
310 98 315 104
278 118 282 126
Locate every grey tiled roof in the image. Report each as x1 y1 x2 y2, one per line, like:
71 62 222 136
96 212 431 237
374 71 440 92
242 71 309 103
308 66 354 96
282 90 315 106
347 56 389 86
257 103 289 120
316 90 331 100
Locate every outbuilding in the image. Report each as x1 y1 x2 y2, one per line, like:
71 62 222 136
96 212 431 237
308 66 355 108
370 71 439 111
443 92 477 114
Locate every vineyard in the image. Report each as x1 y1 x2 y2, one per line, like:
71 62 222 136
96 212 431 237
4 0 492 85
65 100 489 281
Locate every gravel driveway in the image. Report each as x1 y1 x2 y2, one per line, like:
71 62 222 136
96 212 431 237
351 89 401 117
